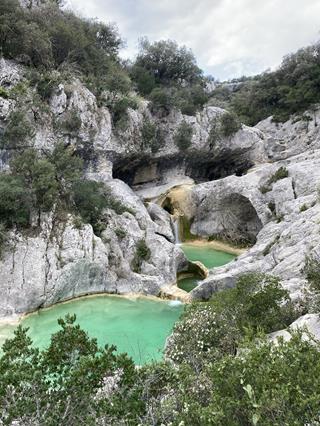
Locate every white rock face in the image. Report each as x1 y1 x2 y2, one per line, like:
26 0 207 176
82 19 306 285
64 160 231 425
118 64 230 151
0 181 188 318
190 149 320 301
3 58 320 316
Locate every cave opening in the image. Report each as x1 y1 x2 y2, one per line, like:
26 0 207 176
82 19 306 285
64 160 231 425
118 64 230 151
208 193 263 246
112 152 254 190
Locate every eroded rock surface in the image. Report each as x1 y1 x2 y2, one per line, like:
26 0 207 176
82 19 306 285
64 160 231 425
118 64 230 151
0 181 188 318
190 149 320 301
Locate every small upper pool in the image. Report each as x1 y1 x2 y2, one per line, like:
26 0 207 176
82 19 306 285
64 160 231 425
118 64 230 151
0 295 183 365
178 243 236 292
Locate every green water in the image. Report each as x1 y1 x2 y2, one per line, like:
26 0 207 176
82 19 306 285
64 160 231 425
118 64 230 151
0 296 183 364
178 243 236 292
181 243 236 269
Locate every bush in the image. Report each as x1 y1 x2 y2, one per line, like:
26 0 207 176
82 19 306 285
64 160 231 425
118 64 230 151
110 96 138 127
141 119 165 153
115 228 126 239
267 166 289 185
185 333 320 425
72 180 109 234
304 254 320 292
0 174 31 227
166 273 297 370
1 110 34 148
0 222 8 257
220 111 241 137
207 119 221 148
0 315 141 424
130 65 155 96
173 121 193 151
132 239 151 273
35 71 62 100
149 87 173 114
61 109 82 134
0 87 9 99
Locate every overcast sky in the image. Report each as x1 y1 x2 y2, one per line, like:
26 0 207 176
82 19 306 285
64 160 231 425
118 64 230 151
68 0 320 81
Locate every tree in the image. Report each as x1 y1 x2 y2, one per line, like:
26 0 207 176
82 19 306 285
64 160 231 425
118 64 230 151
134 38 203 86
0 315 142 424
0 174 31 227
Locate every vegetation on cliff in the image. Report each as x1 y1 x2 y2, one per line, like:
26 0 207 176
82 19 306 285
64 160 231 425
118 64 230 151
210 41 320 125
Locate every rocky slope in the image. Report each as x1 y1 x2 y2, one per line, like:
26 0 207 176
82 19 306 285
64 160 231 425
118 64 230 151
1 56 320 317
190 115 320 301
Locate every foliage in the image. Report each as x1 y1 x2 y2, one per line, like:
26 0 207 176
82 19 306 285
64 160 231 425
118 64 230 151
300 203 308 212
0 87 9 99
267 166 289 185
173 121 193 151
115 228 126 239
60 109 82 134
109 96 138 128
134 38 203 87
209 41 320 125
72 180 109 234
1 110 34 149
72 180 133 234
0 174 31 227
177 333 320 425
166 273 298 370
149 87 173 114
220 111 241 137
0 0 125 95
0 315 142 425
304 253 320 292
131 239 151 273
0 222 8 257
140 119 165 153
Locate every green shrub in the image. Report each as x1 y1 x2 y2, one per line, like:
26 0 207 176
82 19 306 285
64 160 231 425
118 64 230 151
141 119 165 153
149 87 173 114
166 273 297 369
1 110 34 148
36 72 61 100
220 111 241 137
0 314 141 424
267 166 289 185
173 121 193 151
0 87 9 99
132 239 151 273
259 185 272 194
115 228 126 239
130 65 155 96
61 110 82 134
0 222 8 257
72 180 108 234
0 174 31 227
110 96 138 127
207 119 221 148
304 254 320 292
188 333 320 425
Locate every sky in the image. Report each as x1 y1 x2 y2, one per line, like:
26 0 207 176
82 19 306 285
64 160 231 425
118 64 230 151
67 0 320 81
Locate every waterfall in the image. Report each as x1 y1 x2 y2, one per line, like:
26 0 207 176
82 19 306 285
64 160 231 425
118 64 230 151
173 217 181 244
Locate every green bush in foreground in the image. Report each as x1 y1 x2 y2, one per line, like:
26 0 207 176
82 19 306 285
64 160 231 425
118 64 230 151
166 273 298 370
1 314 320 424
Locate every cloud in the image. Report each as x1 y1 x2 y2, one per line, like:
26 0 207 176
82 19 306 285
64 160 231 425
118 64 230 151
67 0 320 80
